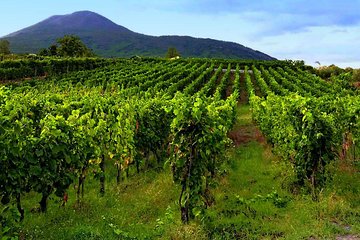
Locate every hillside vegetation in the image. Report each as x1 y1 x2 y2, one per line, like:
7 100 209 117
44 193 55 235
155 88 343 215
1 11 275 60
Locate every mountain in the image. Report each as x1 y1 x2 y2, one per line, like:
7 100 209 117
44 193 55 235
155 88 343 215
1 11 275 60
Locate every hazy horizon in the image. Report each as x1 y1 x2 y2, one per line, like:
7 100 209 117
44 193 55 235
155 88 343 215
1 0 359 68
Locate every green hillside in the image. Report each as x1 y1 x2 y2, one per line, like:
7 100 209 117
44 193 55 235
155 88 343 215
1 11 275 60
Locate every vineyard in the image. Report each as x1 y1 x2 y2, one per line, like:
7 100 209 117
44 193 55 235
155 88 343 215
0 58 359 239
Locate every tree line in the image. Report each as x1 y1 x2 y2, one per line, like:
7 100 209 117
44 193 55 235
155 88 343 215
1 36 181 59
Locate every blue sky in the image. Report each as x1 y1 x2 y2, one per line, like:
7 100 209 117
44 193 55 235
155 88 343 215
1 0 359 67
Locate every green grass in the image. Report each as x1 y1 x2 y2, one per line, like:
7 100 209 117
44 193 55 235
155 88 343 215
18 167 208 240
12 104 360 239
205 141 360 239
20 170 178 239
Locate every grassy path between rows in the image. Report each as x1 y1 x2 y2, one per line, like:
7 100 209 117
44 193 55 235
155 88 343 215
19 103 360 240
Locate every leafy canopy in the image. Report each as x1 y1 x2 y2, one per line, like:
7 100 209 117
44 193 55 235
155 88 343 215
39 35 94 57
57 35 94 57
0 40 11 55
166 47 180 59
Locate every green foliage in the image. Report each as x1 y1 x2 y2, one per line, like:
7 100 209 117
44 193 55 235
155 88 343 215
168 94 236 223
38 48 49 56
0 58 112 80
244 65 254 98
134 98 173 170
0 40 10 55
166 47 180 59
316 64 345 79
198 63 223 97
251 94 359 191
0 58 360 239
0 205 21 239
232 64 241 98
352 69 360 82
38 45 58 57
214 63 231 100
57 35 94 57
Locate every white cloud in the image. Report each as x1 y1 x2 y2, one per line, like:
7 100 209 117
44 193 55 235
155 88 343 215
251 25 360 67
109 6 360 68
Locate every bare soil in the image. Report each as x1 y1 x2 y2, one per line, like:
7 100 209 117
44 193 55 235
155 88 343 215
228 124 265 146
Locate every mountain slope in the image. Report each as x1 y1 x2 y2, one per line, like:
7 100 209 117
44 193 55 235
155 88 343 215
1 11 275 60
